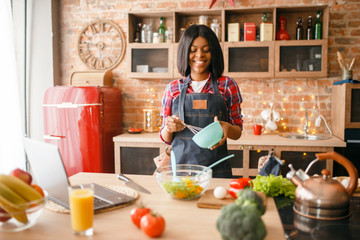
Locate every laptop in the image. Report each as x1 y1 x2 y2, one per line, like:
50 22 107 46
23 138 136 212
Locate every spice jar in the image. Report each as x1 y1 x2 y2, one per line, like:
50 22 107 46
165 27 174 43
153 32 161 43
199 15 209 26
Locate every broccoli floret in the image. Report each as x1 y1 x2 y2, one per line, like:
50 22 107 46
235 188 266 215
216 203 267 240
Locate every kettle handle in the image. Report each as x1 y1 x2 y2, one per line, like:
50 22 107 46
316 151 359 197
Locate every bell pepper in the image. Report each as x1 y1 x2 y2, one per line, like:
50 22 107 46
228 178 252 198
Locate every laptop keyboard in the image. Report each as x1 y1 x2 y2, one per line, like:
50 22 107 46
94 197 110 209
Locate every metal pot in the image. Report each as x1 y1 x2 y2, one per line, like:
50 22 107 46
287 151 358 220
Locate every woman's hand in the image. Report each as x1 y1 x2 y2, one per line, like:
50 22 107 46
165 115 185 133
210 116 227 150
210 116 242 150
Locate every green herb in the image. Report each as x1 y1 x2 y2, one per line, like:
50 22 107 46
252 174 296 198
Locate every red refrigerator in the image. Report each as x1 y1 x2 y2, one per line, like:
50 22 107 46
43 86 122 176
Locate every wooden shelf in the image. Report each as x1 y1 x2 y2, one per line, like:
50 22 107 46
127 5 329 79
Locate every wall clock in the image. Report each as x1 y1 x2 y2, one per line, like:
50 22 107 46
78 19 126 70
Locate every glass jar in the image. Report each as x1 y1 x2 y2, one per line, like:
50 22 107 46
199 15 209 26
153 32 161 44
165 27 174 43
210 19 220 41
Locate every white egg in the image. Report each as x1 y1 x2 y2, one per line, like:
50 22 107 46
213 186 227 199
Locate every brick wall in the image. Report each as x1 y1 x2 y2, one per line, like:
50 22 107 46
58 0 359 135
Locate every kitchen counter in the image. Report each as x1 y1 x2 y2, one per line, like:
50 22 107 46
0 173 285 239
113 132 346 147
113 133 346 176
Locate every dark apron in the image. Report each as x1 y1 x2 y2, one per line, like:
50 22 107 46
172 75 232 178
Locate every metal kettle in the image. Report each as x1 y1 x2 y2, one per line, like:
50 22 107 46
287 151 358 220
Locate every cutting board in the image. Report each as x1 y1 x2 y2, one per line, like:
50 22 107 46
197 189 267 209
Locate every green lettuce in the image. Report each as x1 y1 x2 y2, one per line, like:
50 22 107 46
252 174 296 198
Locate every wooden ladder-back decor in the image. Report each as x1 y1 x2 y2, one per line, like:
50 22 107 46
70 70 113 86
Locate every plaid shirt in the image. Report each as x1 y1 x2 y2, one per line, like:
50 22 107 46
160 74 243 143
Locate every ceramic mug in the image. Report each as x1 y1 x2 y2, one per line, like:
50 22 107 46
253 124 264 135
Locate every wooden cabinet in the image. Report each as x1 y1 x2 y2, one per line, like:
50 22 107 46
113 133 344 177
332 84 360 140
228 145 272 178
113 133 168 175
228 144 333 178
127 5 329 79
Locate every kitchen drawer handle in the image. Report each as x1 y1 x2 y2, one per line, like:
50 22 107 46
347 140 360 143
43 135 65 140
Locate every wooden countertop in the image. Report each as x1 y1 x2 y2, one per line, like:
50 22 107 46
0 173 285 240
114 132 346 147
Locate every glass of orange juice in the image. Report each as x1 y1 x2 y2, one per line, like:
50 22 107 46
68 184 94 236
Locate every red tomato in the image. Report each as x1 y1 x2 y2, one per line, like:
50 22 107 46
140 213 166 238
228 178 252 198
229 179 242 189
130 206 151 228
228 187 241 198
229 178 252 189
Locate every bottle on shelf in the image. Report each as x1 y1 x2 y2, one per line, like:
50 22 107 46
260 13 273 41
141 24 148 43
306 16 314 40
296 17 304 40
158 17 166 43
314 11 322 39
276 16 290 40
210 19 221 41
134 23 142 43
146 19 153 43
165 27 174 43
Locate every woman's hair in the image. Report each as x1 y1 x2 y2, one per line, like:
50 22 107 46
177 24 224 79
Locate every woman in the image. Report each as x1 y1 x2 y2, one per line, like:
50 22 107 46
160 24 243 178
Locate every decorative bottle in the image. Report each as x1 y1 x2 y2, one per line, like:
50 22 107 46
276 16 290 40
134 23 141 43
314 11 322 40
211 19 221 41
146 19 153 43
296 17 304 40
141 24 147 43
306 16 314 40
158 17 166 43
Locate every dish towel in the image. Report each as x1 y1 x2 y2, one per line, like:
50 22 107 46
333 79 360 85
258 153 283 176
